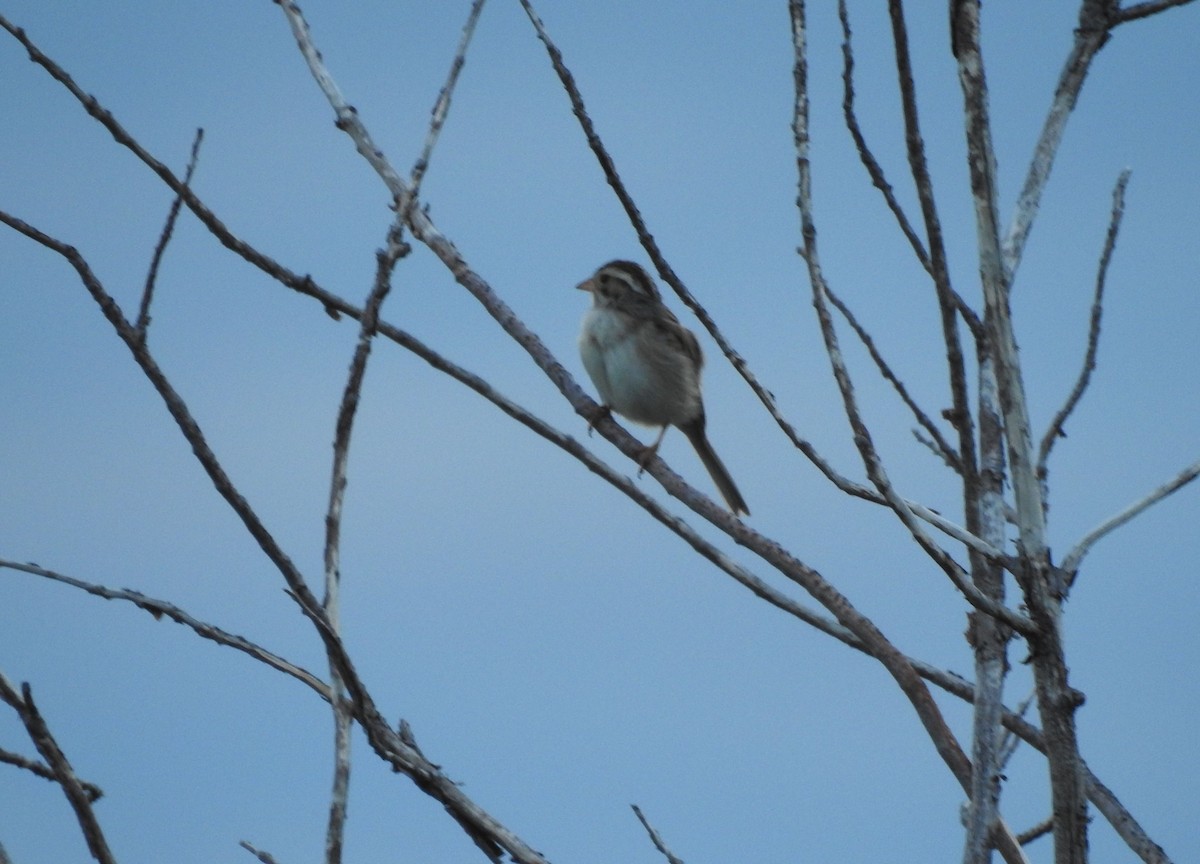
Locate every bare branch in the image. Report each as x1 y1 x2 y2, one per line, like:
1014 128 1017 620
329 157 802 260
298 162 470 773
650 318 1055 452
408 0 487 195
0 675 117 864
0 13 1007 569
0 558 330 700
881 0 984 496
953 4 1087 861
632 805 686 864
794 8 1027 634
1062 458 1200 581
1001 0 1117 284
998 687 1038 771
824 279 961 472
321 217 410 864
1115 0 1197 24
837 0 931 275
1038 170 1130 472
137 127 204 342
963 359 1014 864
0 746 103 802
239 840 284 864
1085 771 1172 864
322 233 400 864
1017 818 1055 846
790 14 1026 864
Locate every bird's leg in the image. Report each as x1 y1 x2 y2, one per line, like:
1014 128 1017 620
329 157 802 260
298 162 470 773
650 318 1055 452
585 403 613 435
637 425 670 476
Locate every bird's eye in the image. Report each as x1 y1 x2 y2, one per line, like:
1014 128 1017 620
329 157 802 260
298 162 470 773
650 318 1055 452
598 273 610 285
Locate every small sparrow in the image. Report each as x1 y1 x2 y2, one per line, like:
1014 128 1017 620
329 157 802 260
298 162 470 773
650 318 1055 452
577 260 749 516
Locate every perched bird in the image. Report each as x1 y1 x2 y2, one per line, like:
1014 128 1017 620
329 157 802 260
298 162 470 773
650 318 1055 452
577 260 749 516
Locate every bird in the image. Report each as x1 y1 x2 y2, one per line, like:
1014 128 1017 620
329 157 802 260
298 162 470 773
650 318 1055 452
576 260 749 516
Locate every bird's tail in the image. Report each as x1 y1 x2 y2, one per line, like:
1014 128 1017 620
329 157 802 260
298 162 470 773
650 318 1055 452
682 423 749 516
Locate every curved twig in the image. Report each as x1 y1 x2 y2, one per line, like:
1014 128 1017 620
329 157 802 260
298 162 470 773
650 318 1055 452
1062 458 1200 581
0 746 104 802
632 805 686 864
0 675 118 864
1038 169 1130 472
824 279 961 472
137 127 203 342
0 558 331 700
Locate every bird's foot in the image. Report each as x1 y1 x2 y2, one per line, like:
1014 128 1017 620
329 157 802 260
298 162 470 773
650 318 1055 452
585 403 612 435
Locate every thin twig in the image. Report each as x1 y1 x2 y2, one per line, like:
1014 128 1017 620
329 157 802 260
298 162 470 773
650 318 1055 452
0 558 330 700
878 0 985 499
1038 169 1130 471
136 127 203 342
0 745 103 802
837 0 931 274
632 805 685 864
239 841 283 864
1017 817 1055 846
998 687 1038 770
1000 0 1116 285
1115 0 1196 25
408 0 487 196
824 280 961 472
1062 457 1200 581
0 675 117 864
321 222 407 864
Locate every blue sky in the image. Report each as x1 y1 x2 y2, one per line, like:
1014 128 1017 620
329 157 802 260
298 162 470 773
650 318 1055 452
1 2 1198 861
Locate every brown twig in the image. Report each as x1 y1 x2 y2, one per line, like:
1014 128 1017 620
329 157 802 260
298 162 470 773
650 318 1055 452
632 805 686 864
824 279 962 472
407 0 487 196
0 745 104 802
137 127 204 342
321 221 407 864
0 675 117 864
0 558 330 699
1038 170 1130 473
1000 0 1120 285
239 840 284 864
1114 0 1197 26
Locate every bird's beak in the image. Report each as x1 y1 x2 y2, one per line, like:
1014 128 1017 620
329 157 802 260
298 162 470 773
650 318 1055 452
576 278 595 293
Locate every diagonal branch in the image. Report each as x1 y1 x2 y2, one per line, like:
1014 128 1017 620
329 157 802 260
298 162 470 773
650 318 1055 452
0 558 330 700
1114 0 1197 25
824 280 961 472
137 127 204 342
1001 0 1120 285
0 207 540 864
836 0 931 276
0 675 117 864
632 805 686 864
881 0 984 512
0 746 104 802
407 0 487 195
320 224 406 864
1061 457 1200 581
1038 169 1129 472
